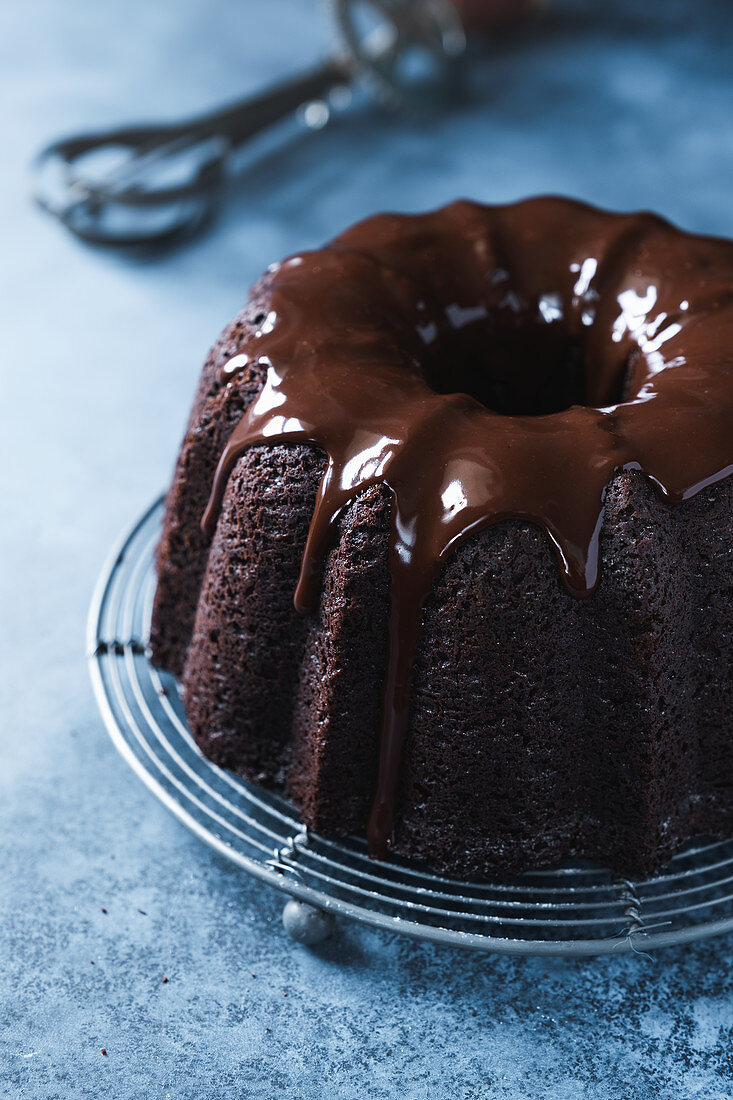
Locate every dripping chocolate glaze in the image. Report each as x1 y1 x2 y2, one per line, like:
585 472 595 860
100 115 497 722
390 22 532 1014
202 197 733 859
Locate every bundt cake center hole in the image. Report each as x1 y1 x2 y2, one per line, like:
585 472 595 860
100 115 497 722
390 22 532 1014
421 317 628 416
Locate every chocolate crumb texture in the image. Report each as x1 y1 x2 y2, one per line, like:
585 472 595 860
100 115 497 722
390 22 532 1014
150 198 733 879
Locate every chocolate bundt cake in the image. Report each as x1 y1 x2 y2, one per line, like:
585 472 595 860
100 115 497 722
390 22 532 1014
151 196 733 877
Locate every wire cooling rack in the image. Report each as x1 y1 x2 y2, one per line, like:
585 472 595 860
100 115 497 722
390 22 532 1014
88 497 733 955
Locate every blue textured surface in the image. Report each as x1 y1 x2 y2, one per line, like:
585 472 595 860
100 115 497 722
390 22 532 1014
2 1 733 1096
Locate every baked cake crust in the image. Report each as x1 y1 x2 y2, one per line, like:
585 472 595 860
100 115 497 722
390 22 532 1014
151 197 733 876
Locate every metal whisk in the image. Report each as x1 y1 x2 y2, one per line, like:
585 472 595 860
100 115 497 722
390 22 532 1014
32 0 466 250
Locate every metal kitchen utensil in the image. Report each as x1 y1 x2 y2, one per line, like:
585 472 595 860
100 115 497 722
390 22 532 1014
32 0 466 249
88 495 733 954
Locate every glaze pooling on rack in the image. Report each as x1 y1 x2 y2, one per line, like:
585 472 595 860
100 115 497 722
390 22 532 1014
201 197 733 858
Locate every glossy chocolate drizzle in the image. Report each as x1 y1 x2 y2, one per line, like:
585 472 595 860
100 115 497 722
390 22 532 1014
202 198 733 858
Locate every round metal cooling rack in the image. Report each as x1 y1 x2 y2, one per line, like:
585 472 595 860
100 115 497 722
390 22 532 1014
88 497 733 956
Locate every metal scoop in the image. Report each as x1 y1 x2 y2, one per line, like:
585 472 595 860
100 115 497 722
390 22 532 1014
32 0 466 250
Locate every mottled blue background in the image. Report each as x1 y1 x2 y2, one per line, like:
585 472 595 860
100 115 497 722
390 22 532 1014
2 1 733 1096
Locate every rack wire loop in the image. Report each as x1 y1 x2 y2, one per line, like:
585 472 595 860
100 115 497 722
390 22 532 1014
87 497 733 956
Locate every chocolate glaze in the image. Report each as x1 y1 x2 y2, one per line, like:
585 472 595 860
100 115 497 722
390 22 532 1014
202 197 733 858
